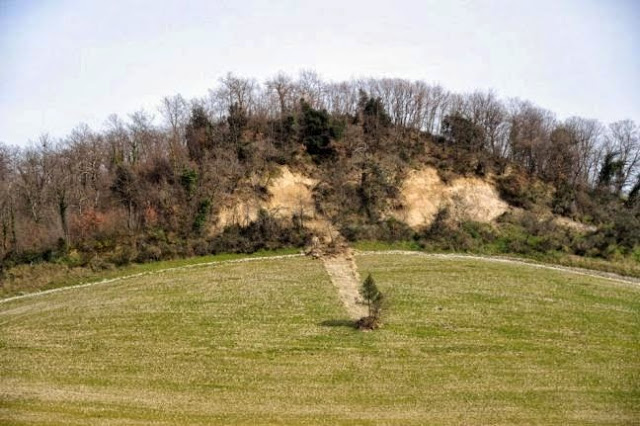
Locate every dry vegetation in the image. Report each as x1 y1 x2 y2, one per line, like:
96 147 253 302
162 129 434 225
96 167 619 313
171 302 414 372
1 72 638 287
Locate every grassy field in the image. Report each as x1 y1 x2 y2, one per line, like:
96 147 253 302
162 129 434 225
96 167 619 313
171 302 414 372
1 254 639 424
0 248 301 299
353 240 640 278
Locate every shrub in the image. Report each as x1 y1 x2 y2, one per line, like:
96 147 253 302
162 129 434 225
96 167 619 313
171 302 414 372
357 273 384 330
192 199 212 234
209 210 311 254
109 245 137 266
497 173 549 209
135 243 162 263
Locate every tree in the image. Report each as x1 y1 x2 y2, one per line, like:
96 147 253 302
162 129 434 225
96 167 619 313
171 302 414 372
299 99 342 160
16 136 52 224
110 164 139 230
159 94 188 167
0 144 18 255
507 100 555 175
597 151 625 194
442 113 485 153
227 102 249 160
464 90 508 157
606 120 639 193
626 175 640 208
185 105 215 162
266 72 295 117
49 149 73 244
358 273 384 329
358 90 392 144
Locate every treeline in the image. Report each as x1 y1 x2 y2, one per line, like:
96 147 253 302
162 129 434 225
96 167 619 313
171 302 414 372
0 71 638 270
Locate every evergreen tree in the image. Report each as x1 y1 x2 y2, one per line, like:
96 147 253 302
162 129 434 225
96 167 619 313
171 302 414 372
185 105 215 162
358 90 392 139
360 273 383 318
299 99 343 160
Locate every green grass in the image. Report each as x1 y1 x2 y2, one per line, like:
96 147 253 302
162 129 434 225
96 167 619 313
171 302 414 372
352 239 422 252
352 240 640 278
1 254 639 424
0 248 301 299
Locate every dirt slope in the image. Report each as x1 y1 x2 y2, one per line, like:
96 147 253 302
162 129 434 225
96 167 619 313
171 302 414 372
214 166 323 231
322 251 367 319
392 167 508 228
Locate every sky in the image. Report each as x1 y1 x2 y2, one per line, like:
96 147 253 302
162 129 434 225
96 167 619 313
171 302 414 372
1 0 639 146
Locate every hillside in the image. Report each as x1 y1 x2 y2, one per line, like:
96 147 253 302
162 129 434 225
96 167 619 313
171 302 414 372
1 253 638 424
1 73 639 291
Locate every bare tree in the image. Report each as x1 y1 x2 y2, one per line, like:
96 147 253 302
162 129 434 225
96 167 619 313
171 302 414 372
159 94 188 167
128 109 157 164
211 73 258 119
67 124 106 211
419 84 450 134
507 99 556 175
16 135 53 224
606 120 639 192
564 117 603 187
297 69 325 109
49 146 73 243
330 81 360 117
0 144 18 254
465 90 508 157
265 72 295 117
104 114 130 167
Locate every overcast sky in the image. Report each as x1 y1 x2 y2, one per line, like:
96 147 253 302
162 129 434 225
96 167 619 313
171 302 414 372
1 0 638 146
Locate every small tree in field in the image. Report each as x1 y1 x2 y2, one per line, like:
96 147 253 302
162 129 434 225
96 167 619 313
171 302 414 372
358 273 384 330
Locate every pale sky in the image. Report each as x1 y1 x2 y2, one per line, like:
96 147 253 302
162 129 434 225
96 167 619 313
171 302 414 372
1 0 638 146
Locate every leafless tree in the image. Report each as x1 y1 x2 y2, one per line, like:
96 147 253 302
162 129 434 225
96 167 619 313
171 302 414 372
297 69 325 109
465 90 508 156
159 94 188 167
605 120 639 192
104 114 130 167
0 144 18 254
564 117 603 186
128 109 157 165
265 72 296 117
67 124 106 211
211 73 258 119
415 83 450 134
507 99 556 175
16 135 53 224
48 145 74 243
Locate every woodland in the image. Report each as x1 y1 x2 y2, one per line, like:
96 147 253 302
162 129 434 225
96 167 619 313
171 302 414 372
1 71 638 275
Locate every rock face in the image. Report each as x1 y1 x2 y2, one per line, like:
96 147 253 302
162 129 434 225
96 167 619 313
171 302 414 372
214 165 511 235
213 166 320 232
392 167 508 228
264 167 317 219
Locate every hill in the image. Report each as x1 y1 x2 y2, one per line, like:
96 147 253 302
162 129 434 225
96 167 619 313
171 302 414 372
1 72 639 292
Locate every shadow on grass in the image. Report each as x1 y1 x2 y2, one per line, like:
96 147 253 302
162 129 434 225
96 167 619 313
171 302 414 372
319 319 357 329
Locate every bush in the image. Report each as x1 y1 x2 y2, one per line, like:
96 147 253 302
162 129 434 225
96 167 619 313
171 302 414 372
109 246 137 266
358 274 384 330
192 199 212 234
135 243 162 263
209 210 311 254
497 173 549 209
340 217 415 243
